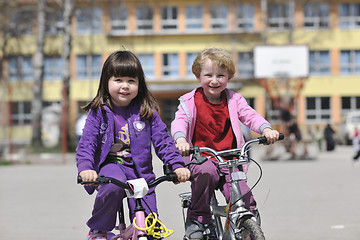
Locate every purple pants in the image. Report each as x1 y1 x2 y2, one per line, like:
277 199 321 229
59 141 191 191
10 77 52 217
187 160 256 224
87 163 158 232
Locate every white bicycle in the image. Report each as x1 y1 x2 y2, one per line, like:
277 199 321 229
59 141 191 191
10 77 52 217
179 133 284 240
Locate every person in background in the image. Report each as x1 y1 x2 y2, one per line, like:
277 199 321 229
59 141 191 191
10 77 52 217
353 127 360 161
324 124 336 151
315 125 323 152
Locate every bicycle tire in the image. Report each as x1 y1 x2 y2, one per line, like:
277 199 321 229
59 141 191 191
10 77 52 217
236 217 265 240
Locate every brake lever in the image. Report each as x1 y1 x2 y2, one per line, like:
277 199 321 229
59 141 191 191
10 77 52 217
185 146 208 167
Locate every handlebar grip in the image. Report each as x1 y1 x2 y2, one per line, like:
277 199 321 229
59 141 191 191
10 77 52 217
279 133 284 140
77 175 83 184
189 173 194 181
189 147 195 155
258 133 285 144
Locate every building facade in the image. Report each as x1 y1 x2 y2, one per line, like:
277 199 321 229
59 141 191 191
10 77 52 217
1 0 360 147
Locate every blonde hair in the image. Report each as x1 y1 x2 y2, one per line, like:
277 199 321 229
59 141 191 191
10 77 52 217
192 48 235 80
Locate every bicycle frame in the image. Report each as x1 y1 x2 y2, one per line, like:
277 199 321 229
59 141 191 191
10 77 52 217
114 199 148 240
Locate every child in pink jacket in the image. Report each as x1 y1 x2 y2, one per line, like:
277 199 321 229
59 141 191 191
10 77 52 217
171 48 279 239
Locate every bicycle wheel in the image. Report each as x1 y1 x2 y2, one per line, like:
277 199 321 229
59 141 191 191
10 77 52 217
236 217 265 240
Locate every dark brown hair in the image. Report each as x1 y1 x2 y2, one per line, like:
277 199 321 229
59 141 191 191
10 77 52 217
82 50 159 118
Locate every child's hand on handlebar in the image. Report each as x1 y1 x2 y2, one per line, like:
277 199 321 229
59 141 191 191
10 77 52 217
262 128 280 144
174 167 191 184
79 170 98 185
175 137 190 156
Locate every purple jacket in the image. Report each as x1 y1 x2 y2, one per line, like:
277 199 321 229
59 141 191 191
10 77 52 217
76 104 185 194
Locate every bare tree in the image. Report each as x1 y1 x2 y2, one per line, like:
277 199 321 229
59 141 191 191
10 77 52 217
31 0 46 147
61 0 75 154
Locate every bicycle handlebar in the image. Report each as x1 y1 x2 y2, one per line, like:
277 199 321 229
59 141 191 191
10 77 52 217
188 133 284 166
77 164 193 193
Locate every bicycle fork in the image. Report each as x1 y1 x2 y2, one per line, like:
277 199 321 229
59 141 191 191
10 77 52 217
222 173 257 240
113 199 148 240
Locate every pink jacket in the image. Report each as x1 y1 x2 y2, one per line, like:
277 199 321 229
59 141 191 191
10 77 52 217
171 88 272 169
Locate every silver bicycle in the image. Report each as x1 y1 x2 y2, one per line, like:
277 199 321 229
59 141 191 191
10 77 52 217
179 134 284 240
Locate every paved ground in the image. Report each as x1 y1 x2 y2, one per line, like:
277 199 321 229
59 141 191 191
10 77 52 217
1 143 360 240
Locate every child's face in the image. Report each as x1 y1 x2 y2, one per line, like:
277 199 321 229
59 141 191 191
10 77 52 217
197 59 230 103
108 76 139 107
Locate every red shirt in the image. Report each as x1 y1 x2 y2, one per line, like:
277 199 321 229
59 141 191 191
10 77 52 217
192 88 236 158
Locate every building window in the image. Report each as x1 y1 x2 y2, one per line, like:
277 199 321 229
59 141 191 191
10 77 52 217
303 3 330 29
137 53 155 79
76 55 102 80
306 97 331 123
342 96 360 115
238 52 254 79
237 4 254 31
110 6 128 35
76 7 102 34
44 56 63 80
186 52 198 77
210 5 228 30
340 50 360 75
10 9 34 35
309 51 330 75
45 8 64 35
268 3 291 30
11 101 32 125
161 6 178 30
339 3 360 29
8 56 33 82
162 53 179 77
136 6 153 31
186 6 203 30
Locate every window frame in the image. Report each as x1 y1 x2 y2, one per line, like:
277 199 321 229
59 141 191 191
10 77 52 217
136 6 154 31
338 3 360 29
76 54 102 80
162 53 179 78
11 101 32 125
161 6 178 31
303 3 330 29
306 97 331 124
185 5 203 30
236 4 255 31
137 53 155 79
110 6 128 35
309 50 331 75
8 56 33 82
267 3 291 30
44 56 63 81
340 50 360 75
210 5 228 30
76 7 103 34
238 52 254 79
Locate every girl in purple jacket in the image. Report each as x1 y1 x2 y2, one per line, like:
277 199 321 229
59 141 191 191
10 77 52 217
171 48 279 240
76 50 190 240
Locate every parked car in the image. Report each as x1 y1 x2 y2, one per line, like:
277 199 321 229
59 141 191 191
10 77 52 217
338 111 360 145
